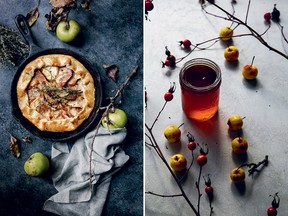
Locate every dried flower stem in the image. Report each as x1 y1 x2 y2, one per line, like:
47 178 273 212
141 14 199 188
238 155 269 176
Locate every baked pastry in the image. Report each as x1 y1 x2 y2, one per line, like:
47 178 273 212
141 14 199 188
17 54 95 132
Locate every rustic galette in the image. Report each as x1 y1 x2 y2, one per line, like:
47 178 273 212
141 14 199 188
17 54 95 132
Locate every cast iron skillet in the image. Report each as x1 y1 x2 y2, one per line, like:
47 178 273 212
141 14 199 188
11 14 103 141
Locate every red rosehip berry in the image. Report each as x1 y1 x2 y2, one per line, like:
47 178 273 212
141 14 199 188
205 186 214 196
264 13 271 22
162 59 172 67
163 55 175 67
196 154 208 166
167 55 176 63
267 207 277 216
180 39 192 48
164 92 173 101
145 0 154 11
187 141 196 151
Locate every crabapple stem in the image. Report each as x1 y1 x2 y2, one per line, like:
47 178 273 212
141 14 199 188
251 56 255 66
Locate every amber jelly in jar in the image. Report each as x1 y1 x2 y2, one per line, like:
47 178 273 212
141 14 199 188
179 58 221 121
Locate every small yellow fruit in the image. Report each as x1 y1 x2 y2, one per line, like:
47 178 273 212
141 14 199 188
231 137 248 154
242 64 258 80
219 26 234 41
230 167 245 183
170 154 187 171
164 125 181 143
227 115 243 130
224 46 239 62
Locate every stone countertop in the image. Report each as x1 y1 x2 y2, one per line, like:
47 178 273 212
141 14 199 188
145 0 288 215
0 1 143 216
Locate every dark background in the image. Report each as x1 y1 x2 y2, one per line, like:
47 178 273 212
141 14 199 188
0 0 143 215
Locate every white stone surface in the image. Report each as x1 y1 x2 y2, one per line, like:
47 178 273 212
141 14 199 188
145 0 288 215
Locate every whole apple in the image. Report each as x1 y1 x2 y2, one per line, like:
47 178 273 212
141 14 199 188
219 26 233 41
102 108 128 129
164 125 181 143
56 19 81 43
224 46 239 62
24 152 50 177
227 115 243 130
242 64 258 80
231 137 248 154
170 154 187 171
230 167 245 183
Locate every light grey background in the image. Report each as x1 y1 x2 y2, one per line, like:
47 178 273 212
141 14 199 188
145 0 288 215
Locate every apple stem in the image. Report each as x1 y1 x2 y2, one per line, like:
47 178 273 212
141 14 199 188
250 56 255 66
65 20 70 30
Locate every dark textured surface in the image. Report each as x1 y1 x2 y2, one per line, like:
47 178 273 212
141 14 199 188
0 1 143 216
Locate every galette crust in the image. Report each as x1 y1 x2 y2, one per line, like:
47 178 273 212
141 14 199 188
17 54 95 132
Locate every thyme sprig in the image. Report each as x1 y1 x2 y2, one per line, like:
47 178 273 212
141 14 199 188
41 84 83 102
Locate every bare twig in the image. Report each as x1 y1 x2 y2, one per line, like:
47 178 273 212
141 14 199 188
89 65 138 189
204 1 288 60
146 191 183 197
245 0 251 24
145 122 200 215
150 101 168 130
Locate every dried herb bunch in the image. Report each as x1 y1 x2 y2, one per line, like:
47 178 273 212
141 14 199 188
0 24 29 66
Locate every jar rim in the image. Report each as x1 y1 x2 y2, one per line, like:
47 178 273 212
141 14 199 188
179 58 221 93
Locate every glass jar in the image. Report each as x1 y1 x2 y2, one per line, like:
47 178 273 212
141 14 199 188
179 58 222 121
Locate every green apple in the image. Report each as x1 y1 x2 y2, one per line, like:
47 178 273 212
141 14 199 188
24 152 50 177
164 125 181 143
56 19 81 43
102 108 128 129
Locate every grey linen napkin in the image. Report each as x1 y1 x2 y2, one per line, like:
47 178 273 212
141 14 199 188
43 126 130 216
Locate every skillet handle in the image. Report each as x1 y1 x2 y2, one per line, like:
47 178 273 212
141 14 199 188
14 14 42 55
